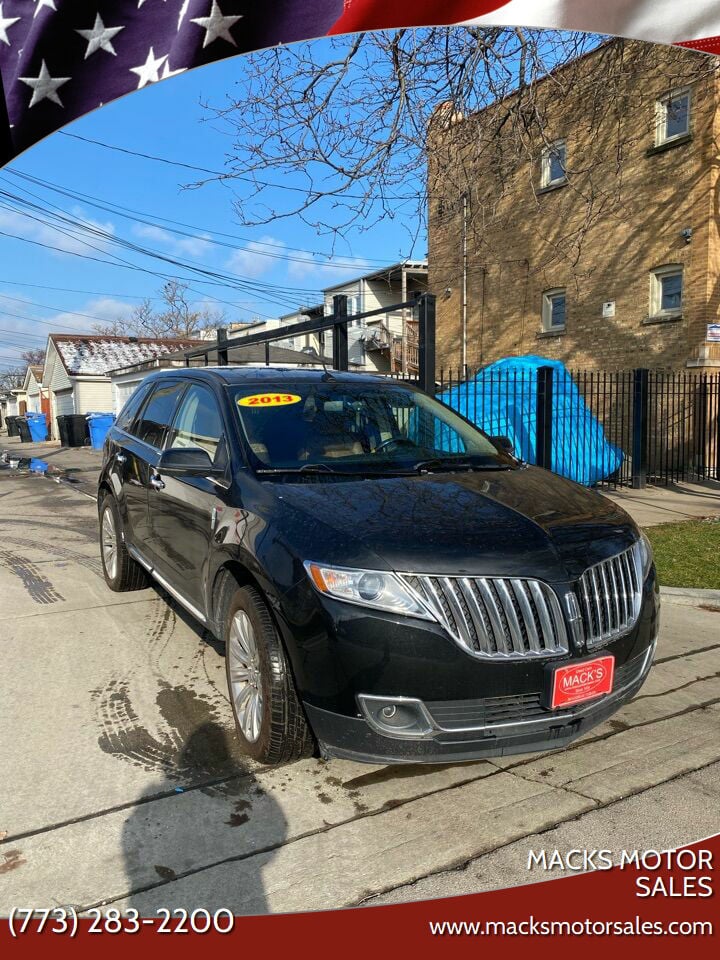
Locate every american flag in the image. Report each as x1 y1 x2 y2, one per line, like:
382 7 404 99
0 1 344 163
2 0 720 165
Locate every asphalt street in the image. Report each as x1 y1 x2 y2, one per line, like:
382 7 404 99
0 444 719 913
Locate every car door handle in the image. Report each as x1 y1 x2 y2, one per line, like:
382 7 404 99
149 473 165 491
116 454 127 464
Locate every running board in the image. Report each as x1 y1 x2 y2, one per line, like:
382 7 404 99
127 544 207 624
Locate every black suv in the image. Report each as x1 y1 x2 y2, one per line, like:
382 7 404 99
98 367 659 765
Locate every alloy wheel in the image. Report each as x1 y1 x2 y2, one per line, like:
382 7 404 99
228 610 264 743
101 506 118 580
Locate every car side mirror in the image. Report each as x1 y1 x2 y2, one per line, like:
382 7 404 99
491 436 514 454
158 447 221 477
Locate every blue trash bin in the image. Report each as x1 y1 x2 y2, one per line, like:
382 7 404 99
26 413 48 442
86 413 115 450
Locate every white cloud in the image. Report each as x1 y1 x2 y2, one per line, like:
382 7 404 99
132 223 212 259
0 206 116 257
226 236 283 278
46 297 133 332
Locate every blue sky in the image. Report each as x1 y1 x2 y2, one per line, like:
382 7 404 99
0 40 423 372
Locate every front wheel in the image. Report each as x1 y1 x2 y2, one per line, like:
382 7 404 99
222 582 313 764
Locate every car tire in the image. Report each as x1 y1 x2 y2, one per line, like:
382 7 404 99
98 493 149 592
222 581 314 764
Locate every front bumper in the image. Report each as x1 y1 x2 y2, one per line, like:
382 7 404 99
305 641 655 764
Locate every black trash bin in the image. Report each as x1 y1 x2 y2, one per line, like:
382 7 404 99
66 414 89 447
56 415 69 447
17 417 31 443
6 415 19 438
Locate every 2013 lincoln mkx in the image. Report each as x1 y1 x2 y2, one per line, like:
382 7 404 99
97 368 659 764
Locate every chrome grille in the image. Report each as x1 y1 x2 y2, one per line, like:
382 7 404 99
402 575 568 660
578 545 642 647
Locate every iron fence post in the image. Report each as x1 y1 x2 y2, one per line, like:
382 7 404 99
695 375 708 479
716 376 720 481
631 368 649 489
417 293 436 394
536 366 554 470
217 327 228 366
332 295 349 371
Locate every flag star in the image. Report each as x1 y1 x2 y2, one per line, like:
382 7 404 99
19 60 70 108
33 0 56 18
161 60 187 80
76 14 125 59
0 3 20 46
178 0 191 29
129 47 168 88
191 1 242 48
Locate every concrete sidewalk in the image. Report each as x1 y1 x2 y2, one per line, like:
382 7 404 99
604 480 720 527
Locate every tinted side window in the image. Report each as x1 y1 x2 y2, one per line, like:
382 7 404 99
135 381 186 449
167 384 227 467
116 382 153 434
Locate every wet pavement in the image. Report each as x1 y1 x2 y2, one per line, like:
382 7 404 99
0 433 719 913
0 436 103 498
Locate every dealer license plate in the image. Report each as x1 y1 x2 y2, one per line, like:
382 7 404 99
550 655 615 709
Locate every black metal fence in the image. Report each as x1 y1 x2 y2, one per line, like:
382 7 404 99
189 302 718 490
424 366 720 489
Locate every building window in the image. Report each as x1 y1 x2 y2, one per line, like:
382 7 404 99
540 140 567 188
542 289 567 332
650 265 683 318
656 88 691 146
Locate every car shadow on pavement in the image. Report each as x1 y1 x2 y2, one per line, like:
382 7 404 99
121 722 286 916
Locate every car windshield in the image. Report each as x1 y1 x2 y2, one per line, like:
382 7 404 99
232 380 513 476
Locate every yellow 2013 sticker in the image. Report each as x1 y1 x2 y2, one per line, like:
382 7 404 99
238 392 302 408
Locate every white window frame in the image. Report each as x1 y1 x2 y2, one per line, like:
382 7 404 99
540 140 567 188
655 87 691 146
649 265 684 319
541 288 567 332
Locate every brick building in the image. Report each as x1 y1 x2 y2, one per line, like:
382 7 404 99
428 40 720 372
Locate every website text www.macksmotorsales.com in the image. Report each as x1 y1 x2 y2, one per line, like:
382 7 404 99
428 918 713 937
429 848 715 937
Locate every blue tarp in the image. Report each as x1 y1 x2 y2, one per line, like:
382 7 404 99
437 356 624 486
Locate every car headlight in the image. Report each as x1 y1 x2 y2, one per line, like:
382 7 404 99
304 561 434 620
633 531 654 580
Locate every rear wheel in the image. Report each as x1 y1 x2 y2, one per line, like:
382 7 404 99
222 581 313 764
99 493 149 592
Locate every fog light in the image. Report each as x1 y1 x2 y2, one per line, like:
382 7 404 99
357 695 434 739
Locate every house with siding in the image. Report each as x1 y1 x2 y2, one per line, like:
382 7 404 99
239 263 429 375
41 335 203 440
21 365 47 416
323 262 428 374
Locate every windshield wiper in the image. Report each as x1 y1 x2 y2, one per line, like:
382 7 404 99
413 458 512 474
256 462 417 479
256 463 346 476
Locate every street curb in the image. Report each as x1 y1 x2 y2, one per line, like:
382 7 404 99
660 586 720 606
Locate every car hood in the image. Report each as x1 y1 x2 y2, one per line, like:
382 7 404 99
272 466 637 582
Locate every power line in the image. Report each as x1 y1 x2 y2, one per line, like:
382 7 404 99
57 131 417 205
0 188 328 311
4 168 394 272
